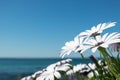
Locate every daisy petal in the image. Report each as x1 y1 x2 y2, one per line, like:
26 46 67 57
92 46 98 53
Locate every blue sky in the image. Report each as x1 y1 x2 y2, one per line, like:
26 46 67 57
0 0 120 58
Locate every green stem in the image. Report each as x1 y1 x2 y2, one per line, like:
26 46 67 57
80 54 98 79
98 47 117 78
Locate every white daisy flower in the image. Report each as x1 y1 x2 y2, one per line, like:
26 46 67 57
60 36 91 58
87 70 99 78
31 69 46 78
36 59 72 80
88 63 96 70
66 69 74 75
73 63 96 77
60 36 80 58
79 22 116 38
73 64 86 73
36 70 61 80
109 42 120 52
21 76 33 80
87 32 120 53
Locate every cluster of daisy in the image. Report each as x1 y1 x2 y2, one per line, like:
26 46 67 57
21 59 72 80
21 22 120 80
60 22 120 58
21 59 107 80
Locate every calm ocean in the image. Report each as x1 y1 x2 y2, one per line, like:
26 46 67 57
0 58 92 80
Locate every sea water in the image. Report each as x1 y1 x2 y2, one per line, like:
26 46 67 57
0 58 92 80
